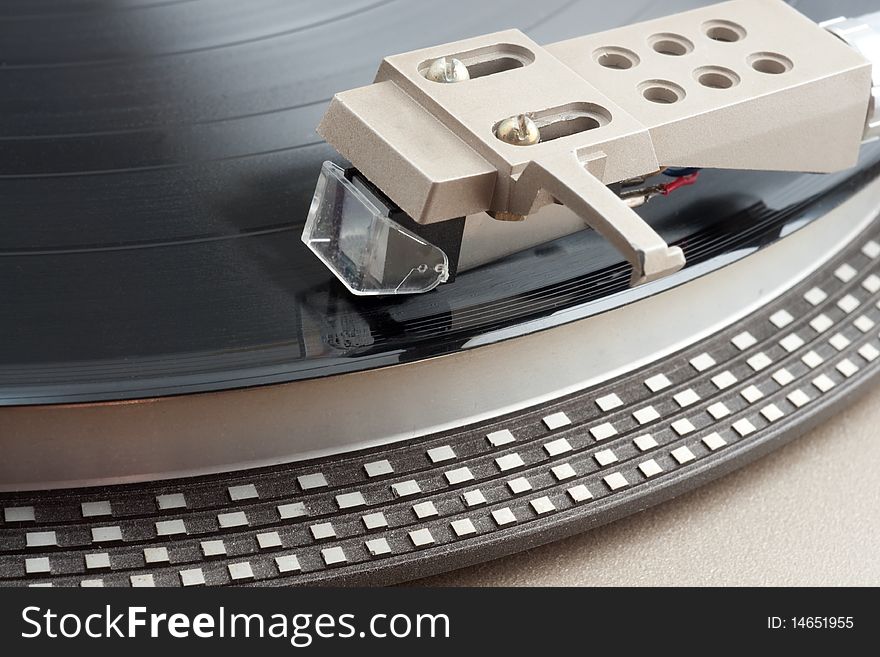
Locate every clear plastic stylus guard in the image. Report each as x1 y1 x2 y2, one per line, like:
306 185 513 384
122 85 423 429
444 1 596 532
301 162 449 296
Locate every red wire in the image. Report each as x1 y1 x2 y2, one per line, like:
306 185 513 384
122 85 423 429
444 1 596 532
660 171 700 195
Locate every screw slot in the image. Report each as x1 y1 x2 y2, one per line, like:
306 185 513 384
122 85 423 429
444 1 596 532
494 103 612 146
694 66 740 89
419 44 535 82
703 20 747 42
649 33 694 56
593 46 640 70
639 80 686 104
749 52 793 74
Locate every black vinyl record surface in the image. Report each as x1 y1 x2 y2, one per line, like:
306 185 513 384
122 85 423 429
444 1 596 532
2 0 879 405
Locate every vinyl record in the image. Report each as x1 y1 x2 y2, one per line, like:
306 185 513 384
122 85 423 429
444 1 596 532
1 0 877 404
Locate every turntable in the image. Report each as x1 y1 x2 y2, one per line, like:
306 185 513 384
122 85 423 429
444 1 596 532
2 0 880 587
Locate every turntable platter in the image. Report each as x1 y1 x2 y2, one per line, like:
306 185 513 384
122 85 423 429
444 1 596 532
3 0 878 404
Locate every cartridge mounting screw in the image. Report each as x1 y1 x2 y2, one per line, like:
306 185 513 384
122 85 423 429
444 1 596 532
494 114 540 145
425 57 470 83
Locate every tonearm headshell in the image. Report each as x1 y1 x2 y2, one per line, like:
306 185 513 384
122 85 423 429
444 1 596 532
303 0 880 295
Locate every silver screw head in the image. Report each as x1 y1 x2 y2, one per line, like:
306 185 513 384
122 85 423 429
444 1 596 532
425 57 470 83
495 114 540 145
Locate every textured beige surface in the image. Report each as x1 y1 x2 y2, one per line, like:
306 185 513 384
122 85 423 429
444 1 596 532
418 384 880 586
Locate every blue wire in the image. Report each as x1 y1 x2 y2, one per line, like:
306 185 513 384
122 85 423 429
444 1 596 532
663 167 701 177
